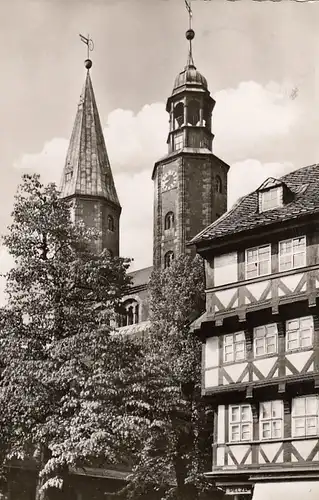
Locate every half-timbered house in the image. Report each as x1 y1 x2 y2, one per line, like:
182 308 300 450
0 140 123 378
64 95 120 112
191 165 319 500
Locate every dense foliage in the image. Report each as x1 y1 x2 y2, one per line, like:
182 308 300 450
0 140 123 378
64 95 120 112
123 255 215 500
0 175 143 499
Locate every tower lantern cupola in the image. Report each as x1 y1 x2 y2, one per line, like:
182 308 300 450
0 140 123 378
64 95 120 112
166 19 215 154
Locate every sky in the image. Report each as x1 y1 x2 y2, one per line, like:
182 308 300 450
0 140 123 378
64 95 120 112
1 0 319 302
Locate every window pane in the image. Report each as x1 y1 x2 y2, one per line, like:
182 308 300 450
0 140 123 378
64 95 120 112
231 407 240 422
259 261 269 275
231 425 240 441
306 397 317 414
301 317 313 328
272 421 282 438
241 424 251 440
255 327 264 337
287 319 299 331
224 335 233 345
261 402 271 419
294 398 306 416
241 406 251 421
293 253 305 268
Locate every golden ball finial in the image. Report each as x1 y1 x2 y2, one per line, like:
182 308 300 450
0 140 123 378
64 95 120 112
186 29 195 41
84 59 92 69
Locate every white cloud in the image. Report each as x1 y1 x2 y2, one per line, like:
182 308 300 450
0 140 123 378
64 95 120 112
213 81 301 163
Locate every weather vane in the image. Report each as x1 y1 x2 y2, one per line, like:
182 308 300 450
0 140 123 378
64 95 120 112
79 34 94 68
185 0 193 30
184 0 195 66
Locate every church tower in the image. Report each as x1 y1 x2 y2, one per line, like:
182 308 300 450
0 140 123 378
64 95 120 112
152 7 230 270
60 53 121 256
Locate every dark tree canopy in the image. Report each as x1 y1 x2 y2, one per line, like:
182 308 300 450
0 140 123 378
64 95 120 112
0 175 143 498
123 255 216 500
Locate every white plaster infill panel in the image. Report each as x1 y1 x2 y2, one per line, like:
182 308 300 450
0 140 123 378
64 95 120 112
215 287 238 310
253 357 278 378
224 362 247 384
245 280 270 302
286 350 312 374
217 405 225 444
291 439 319 461
205 368 218 388
216 446 225 466
278 272 304 296
228 445 252 465
205 336 219 368
259 442 283 464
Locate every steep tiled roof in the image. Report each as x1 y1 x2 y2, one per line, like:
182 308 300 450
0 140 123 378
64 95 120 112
60 70 120 207
191 163 319 245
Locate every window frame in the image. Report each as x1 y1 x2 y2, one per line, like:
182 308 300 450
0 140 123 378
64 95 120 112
260 187 282 212
164 251 175 269
292 395 319 438
253 323 278 357
229 404 252 443
164 212 175 231
223 332 246 364
245 244 271 280
107 214 115 232
279 236 306 272
173 132 183 151
286 316 313 351
259 400 283 440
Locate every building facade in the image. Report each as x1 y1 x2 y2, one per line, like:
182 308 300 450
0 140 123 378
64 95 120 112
192 166 319 500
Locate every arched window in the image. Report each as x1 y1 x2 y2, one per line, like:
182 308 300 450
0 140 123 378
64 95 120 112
164 251 175 269
119 299 139 327
216 175 222 194
187 99 200 126
108 214 114 232
164 211 175 230
173 102 184 129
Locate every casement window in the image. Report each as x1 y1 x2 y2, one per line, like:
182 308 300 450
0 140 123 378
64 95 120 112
259 400 283 440
292 395 318 437
223 332 245 363
245 245 271 280
229 404 252 442
279 236 306 272
214 252 238 286
286 316 313 351
173 132 183 151
260 187 282 212
253 324 278 357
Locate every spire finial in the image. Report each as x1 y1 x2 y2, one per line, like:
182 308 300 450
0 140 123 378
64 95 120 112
79 34 94 69
185 0 195 67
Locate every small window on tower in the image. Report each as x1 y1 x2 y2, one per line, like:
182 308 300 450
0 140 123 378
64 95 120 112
174 132 183 152
164 212 175 230
216 176 222 193
173 102 184 129
164 251 174 269
65 171 73 182
108 215 115 232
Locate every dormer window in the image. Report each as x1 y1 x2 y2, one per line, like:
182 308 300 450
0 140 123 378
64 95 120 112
260 187 282 212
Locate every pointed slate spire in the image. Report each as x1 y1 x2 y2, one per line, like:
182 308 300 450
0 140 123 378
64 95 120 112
60 68 120 208
60 57 121 256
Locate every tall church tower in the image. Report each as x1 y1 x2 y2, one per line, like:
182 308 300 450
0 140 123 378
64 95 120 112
152 10 230 270
60 56 121 256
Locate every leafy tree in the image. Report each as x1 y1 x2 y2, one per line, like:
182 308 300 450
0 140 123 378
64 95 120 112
123 255 217 500
0 174 143 499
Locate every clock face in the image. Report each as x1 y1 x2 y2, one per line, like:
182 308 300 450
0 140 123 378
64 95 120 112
161 169 177 192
